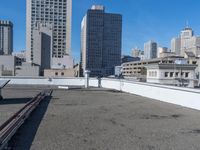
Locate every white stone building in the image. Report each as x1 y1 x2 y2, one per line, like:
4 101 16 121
146 63 197 87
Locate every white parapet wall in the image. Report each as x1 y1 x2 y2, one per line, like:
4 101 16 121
1 76 200 110
0 76 99 87
101 78 200 110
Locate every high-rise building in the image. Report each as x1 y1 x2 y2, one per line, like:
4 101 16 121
171 37 181 55
144 40 157 60
81 5 122 77
171 27 200 57
0 20 13 55
26 0 72 63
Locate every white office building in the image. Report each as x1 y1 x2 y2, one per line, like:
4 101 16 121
171 27 200 57
144 40 157 60
171 37 181 55
26 0 72 62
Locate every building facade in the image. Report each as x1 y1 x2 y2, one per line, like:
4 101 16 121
44 68 77 77
32 23 53 73
146 63 197 87
122 57 191 77
15 62 40 76
0 55 16 76
171 37 181 55
0 20 13 55
157 47 168 58
26 0 72 62
122 55 140 63
171 27 200 57
81 5 122 77
12 50 26 66
144 40 157 60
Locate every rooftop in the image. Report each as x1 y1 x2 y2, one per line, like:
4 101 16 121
91 5 105 11
0 20 13 26
1 85 200 149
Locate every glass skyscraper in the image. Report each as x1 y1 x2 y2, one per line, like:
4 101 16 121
81 5 122 77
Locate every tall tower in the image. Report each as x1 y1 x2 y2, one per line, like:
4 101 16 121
0 20 13 55
81 5 122 77
144 40 157 60
26 0 72 62
171 37 181 55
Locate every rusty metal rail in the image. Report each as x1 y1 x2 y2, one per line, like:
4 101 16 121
0 89 53 150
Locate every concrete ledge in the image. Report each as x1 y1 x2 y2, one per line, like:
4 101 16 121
1 76 200 110
0 77 99 87
101 78 200 110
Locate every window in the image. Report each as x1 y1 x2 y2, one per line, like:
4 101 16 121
175 72 179 77
149 71 152 77
165 72 168 77
154 71 157 77
185 72 189 78
55 72 58 76
170 72 173 77
149 71 157 77
61 72 64 76
181 72 184 76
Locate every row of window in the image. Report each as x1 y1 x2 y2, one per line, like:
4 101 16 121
32 0 67 5
148 71 190 78
122 71 141 74
164 72 190 78
149 71 157 77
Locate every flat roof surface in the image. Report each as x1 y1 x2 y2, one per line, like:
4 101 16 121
1 86 200 150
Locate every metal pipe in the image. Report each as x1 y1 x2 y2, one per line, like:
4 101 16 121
0 90 52 150
84 70 90 88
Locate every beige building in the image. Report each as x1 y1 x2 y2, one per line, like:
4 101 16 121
122 57 198 79
159 52 176 58
44 68 78 77
26 0 72 62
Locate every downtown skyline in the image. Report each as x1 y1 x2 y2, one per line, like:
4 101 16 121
1 0 200 61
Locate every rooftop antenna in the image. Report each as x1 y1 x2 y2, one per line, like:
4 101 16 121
186 20 189 28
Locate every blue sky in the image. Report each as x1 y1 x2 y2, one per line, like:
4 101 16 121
1 0 200 61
